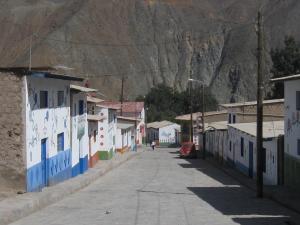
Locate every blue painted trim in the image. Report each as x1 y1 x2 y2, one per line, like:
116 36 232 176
80 155 88 174
72 162 80 177
27 149 72 192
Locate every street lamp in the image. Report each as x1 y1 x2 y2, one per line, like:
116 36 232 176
188 78 206 159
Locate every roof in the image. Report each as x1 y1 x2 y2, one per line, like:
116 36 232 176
117 123 134 130
97 104 120 110
175 110 227 121
101 101 144 113
87 114 106 121
220 99 284 108
206 121 228 131
87 96 104 103
271 74 300 82
117 116 141 122
70 85 98 93
147 120 178 129
228 121 284 139
0 67 83 81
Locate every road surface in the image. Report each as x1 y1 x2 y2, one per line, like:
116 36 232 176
10 148 300 225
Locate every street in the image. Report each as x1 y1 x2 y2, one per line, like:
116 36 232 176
10 148 300 225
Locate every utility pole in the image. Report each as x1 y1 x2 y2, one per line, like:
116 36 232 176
202 84 206 159
190 81 193 142
120 75 125 116
256 10 264 198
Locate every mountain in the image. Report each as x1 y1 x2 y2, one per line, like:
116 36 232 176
0 0 300 102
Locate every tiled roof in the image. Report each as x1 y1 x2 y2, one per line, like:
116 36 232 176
101 101 144 113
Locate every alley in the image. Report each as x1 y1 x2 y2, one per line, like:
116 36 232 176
10 148 300 225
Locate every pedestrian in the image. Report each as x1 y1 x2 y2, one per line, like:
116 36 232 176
151 141 156 150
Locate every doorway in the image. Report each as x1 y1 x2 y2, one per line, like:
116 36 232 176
41 138 47 187
249 141 254 178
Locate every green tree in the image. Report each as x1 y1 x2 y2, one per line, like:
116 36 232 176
270 36 300 98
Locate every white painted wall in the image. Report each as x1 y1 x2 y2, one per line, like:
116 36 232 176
71 92 88 167
25 76 71 168
88 121 99 157
205 130 228 160
159 124 181 144
285 80 300 159
227 126 278 185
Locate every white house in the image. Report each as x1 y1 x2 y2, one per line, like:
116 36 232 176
271 74 300 189
0 67 83 192
116 116 138 152
70 85 97 176
227 121 284 185
147 121 181 147
96 103 118 160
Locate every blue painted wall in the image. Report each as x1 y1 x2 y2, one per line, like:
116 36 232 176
80 155 88 174
72 162 80 177
27 149 72 192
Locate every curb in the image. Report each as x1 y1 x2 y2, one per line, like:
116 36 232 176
0 151 142 225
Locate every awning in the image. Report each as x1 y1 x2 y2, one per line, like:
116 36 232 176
117 123 134 130
70 85 98 93
87 114 106 121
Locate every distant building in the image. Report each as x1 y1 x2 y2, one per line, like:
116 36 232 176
147 121 181 147
116 116 139 152
272 74 300 189
227 121 284 185
0 67 83 192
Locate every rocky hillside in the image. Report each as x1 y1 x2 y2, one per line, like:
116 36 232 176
0 0 299 102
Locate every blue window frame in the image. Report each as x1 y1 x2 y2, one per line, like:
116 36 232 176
229 141 232 152
298 139 300 155
79 100 84 115
233 115 236 124
57 133 64 152
297 91 300 110
241 137 244 157
40 91 48 108
228 114 232 124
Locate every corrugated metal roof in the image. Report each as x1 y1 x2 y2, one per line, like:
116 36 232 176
228 121 284 139
70 85 98 93
220 99 284 108
147 120 178 129
271 74 300 82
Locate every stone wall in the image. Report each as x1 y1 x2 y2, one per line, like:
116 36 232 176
0 72 26 189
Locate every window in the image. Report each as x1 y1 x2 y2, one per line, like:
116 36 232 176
262 147 266 173
233 115 236 124
57 91 64 107
297 91 300 110
40 91 48 108
228 114 232 124
79 100 84 115
74 103 77 116
93 130 97 143
298 139 300 156
241 137 244 157
229 141 232 152
57 133 64 152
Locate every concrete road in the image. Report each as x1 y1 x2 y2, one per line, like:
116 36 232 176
10 148 300 225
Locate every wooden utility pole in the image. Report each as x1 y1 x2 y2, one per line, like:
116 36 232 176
256 10 264 198
120 75 125 116
202 84 206 159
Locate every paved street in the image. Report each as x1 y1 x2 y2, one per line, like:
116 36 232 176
11 148 300 225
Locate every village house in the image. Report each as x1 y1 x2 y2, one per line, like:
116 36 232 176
86 96 106 168
96 103 119 160
116 116 139 152
0 67 83 192
101 101 145 145
271 74 300 189
220 99 284 124
147 121 181 147
227 121 284 185
70 85 97 176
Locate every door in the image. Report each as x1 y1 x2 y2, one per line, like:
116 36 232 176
249 141 254 178
41 139 47 187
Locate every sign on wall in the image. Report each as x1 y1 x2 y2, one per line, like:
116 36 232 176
77 115 86 139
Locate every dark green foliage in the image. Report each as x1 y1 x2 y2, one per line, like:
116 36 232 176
270 36 300 98
138 84 218 123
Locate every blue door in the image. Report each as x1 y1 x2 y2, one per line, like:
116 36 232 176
249 141 254 178
41 139 47 187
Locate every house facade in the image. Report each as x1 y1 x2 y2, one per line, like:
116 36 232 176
272 75 300 189
227 121 284 185
116 117 137 152
0 68 83 192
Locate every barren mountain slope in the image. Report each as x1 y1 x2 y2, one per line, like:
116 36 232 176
0 0 299 102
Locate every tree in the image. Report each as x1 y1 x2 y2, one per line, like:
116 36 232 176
270 36 300 98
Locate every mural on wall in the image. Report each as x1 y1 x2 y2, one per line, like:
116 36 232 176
287 110 300 135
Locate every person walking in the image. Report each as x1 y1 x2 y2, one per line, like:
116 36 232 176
151 141 156 150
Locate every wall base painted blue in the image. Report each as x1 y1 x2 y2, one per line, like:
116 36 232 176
235 160 249 176
72 162 80 177
80 155 88 174
27 149 72 192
